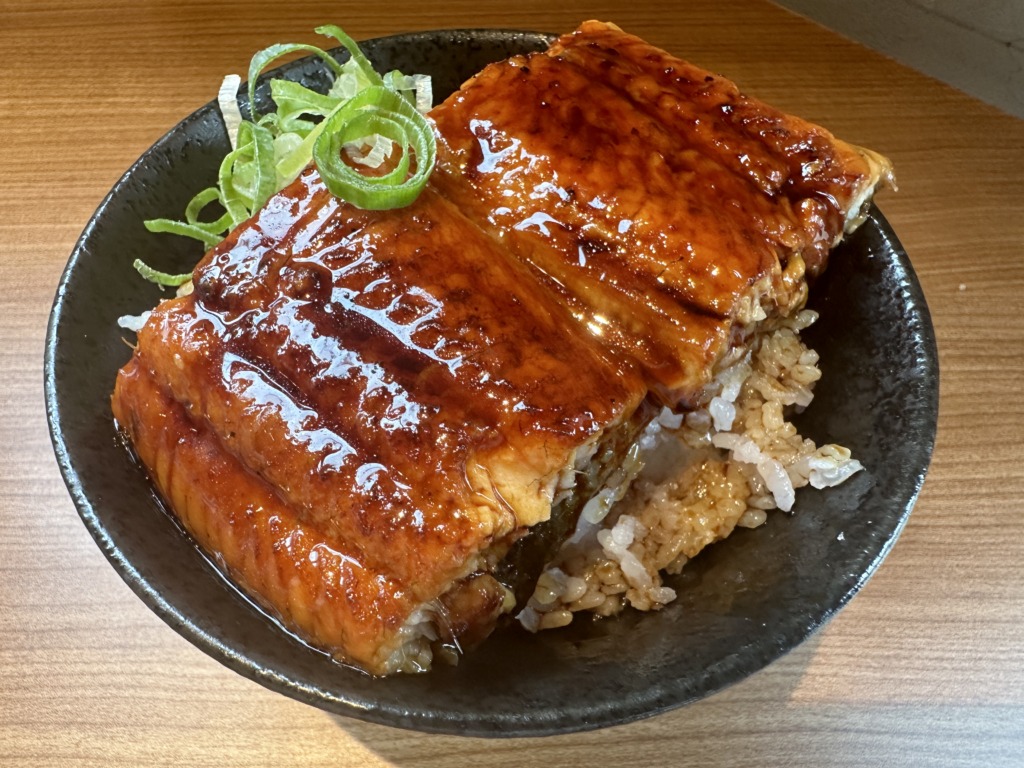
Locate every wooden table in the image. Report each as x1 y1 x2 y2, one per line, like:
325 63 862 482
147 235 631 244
3 1 1022 764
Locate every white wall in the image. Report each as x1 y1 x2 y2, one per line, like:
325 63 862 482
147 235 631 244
773 0 1024 118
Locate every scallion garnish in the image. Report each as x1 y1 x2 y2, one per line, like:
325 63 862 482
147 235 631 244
135 24 435 286
132 259 192 287
312 86 436 210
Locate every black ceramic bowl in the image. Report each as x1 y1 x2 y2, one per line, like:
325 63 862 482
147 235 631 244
45 30 938 736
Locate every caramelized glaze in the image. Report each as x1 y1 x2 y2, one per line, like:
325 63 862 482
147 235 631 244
114 163 647 671
113 361 424 671
430 20 881 403
112 21 888 673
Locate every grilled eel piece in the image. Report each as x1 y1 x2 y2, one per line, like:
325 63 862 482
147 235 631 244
431 20 893 407
114 175 649 674
113 21 892 674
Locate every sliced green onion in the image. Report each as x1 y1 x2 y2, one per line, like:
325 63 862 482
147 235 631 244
312 85 435 210
218 120 277 225
139 23 437 283
412 74 432 115
327 70 366 102
258 110 315 141
144 216 223 248
274 111 335 186
217 74 244 149
247 43 345 120
132 258 192 287
269 79 339 120
183 187 233 234
313 25 384 87
347 133 393 168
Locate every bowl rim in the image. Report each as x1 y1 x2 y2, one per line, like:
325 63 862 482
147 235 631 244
44 27 939 737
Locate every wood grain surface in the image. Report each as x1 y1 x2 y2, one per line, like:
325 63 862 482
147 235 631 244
2 1 1022 765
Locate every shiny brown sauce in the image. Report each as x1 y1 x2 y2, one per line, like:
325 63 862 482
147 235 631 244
430 21 876 402
113 21 880 673
125 165 646 599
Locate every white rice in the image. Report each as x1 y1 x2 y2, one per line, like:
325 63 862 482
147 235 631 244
518 309 863 628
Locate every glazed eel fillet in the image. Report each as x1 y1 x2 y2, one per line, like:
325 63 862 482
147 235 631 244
112 21 892 674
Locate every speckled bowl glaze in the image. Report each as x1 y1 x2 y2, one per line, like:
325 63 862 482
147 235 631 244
44 30 938 737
